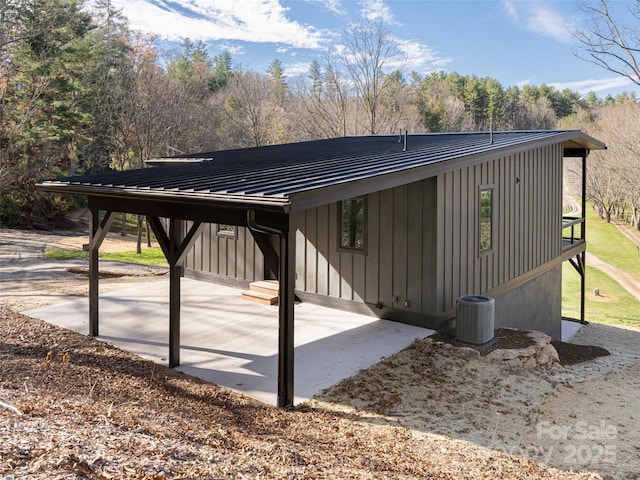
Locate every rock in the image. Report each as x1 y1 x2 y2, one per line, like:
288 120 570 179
505 358 522 368
541 343 560 363
526 331 551 346
536 351 550 366
518 346 537 357
524 356 538 369
457 347 480 359
486 349 520 361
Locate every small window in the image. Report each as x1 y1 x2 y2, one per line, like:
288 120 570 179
217 224 237 238
338 197 367 253
479 188 493 252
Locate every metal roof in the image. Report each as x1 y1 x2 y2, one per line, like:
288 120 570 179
38 130 605 213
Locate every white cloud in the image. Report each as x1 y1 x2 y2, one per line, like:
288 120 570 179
109 0 330 49
284 61 313 78
305 0 344 16
215 42 246 56
359 0 398 25
501 1 573 43
500 0 518 21
550 76 634 95
525 5 573 43
392 37 452 73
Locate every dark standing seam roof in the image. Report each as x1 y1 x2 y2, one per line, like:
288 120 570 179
38 131 606 212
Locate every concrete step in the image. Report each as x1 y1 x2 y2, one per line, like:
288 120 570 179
249 280 279 296
241 289 279 305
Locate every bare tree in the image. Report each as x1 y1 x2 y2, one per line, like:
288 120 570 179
293 53 354 139
223 70 283 147
574 0 640 87
340 20 404 134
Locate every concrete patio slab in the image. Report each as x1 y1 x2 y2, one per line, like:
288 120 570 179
561 319 584 342
25 278 432 405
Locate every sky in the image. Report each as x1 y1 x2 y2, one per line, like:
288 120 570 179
104 0 638 98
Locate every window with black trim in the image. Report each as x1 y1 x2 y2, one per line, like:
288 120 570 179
217 224 237 238
479 187 493 252
338 197 367 253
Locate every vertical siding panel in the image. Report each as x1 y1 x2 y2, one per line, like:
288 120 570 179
483 161 489 291
236 227 245 280
407 182 422 310
451 170 461 302
352 255 366 302
254 238 264 281
555 146 562 256
305 209 317 293
202 224 211 273
529 149 536 267
539 148 544 265
522 151 529 273
462 167 471 295
509 155 516 280
491 159 499 290
537 148 543 265
227 237 236 277
211 229 219 274
515 152 522 277
538 148 544 264
487 160 495 290
378 189 394 306
295 212 307 291
498 157 505 285
365 192 380 303
340 253 353 300
245 226 255 281
316 205 330 296
393 186 408 305
328 203 340 298
467 165 483 293
542 147 548 262
443 172 454 310
217 229 227 275
527 150 533 268
421 178 437 313
436 176 446 312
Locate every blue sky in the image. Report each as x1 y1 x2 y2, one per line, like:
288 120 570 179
107 0 637 98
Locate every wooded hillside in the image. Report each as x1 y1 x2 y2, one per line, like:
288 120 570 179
0 0 638 229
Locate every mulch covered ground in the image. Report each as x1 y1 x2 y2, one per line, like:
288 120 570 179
0 307 601 479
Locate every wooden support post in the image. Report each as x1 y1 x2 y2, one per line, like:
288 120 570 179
89 208 99 337
148 217 204 367
581 153 587 325
277 216 296 407
88 206 116 337
168 218 183 367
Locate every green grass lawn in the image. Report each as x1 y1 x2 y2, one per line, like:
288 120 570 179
562 207 640 328
46 247 168 267
584 206 640 278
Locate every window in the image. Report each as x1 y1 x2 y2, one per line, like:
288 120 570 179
338 197 367 253
479 188 493 252
217 224 237 238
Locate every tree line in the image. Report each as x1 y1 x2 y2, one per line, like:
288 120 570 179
0 0 638 230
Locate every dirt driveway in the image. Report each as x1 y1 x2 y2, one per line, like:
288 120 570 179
1 227 640 478
0 228 166 311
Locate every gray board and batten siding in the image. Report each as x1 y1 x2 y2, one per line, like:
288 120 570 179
40 131 605 338
184 140 568 336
